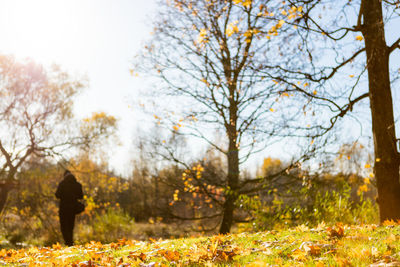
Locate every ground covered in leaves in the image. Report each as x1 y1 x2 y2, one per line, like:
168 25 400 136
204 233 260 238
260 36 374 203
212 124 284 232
2 222 400 266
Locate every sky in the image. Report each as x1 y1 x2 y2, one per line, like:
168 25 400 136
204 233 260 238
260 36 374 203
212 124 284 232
0 0 157 174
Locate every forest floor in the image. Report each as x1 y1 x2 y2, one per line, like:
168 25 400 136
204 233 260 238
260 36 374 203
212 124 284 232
1 222 400 266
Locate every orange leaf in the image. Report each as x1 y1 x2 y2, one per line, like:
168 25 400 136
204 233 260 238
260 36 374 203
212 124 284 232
305 244 321 256
291 248 307 261
383 219 399 226
327 224 344 238
160 250 180 261
128 252 147 261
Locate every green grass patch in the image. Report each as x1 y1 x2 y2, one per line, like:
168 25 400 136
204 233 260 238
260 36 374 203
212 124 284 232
1 223 400 266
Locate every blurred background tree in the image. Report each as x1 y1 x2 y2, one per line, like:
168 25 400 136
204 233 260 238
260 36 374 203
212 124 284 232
0 54 116 219
134 0 318 234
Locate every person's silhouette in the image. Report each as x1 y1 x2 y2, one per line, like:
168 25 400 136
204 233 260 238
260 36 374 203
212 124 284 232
55 170 83 246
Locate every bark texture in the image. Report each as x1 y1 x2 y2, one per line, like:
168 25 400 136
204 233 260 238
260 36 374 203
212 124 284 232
219 83 240 234
219 141 239 234
362 0 400 221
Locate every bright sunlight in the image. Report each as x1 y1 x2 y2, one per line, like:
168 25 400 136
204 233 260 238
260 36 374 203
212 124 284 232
0 0 92 65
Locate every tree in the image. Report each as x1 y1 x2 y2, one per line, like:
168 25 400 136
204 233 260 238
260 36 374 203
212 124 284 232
0 55 117 215
264 0 400 221
135 0 311 233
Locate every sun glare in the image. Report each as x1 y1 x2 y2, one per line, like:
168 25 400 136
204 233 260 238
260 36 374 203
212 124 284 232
1 0 91 67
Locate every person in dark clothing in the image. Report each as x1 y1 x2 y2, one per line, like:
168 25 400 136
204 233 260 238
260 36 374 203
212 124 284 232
55 170 83 246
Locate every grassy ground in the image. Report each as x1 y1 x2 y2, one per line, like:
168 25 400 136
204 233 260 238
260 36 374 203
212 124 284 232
1 222 400 266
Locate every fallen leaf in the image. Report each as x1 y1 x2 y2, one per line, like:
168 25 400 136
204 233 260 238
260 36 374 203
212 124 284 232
128 252 146 262
327 224 344 238
160 250 180 261
291 248 307 261
246 261 270 266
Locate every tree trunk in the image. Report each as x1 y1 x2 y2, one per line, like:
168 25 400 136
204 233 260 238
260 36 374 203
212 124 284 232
0 181 13 216
362 0 400 222
153 175 159 216
219 192 236 234
219 140 239 234
220 86 240 234
140 171 150 218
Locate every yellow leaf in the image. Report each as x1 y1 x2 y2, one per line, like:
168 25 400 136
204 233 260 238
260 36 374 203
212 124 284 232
349 74 355 78
201 78 209 86
247 261 269 267
243 30 253 38
226 23 239 37
314 222 326 231
52 243 62 250
197 28 208 43
365 163 371 168
386 233 397 243
269 108 275 112
357 184 369 194
243 0 252 8
281 92 289 97
356 35 364 41
313 90 317 95
291 248 307 261
295 224 309 232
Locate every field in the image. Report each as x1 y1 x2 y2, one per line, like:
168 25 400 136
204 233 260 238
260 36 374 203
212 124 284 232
1 222 400 266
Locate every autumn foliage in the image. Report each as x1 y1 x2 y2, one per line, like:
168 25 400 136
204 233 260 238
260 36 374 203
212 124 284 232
2 223 400 266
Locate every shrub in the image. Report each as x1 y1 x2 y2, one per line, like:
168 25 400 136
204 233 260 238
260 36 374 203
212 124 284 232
238 182 378 232
75 207 134 244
